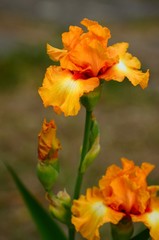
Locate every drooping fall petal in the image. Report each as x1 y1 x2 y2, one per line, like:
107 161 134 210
38 66 99 116
132 197 159 240
71 187 124 240
102 42 149 89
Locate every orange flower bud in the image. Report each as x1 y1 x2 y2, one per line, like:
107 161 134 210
38 119 61 161
37 119 61 191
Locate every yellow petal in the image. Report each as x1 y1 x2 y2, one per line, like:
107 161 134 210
102 42 150 88
71 187 124 240
132 197 159 240
38 66 99 116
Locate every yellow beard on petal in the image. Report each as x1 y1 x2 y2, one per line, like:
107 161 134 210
147 209 159 226
116 60 127 72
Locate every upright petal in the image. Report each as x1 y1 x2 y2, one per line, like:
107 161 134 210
47 44 67 61
68 39 118 76
99 158 154 215
62 25 83 50
81 18 111 46
38 66 99 116
71 187 124 240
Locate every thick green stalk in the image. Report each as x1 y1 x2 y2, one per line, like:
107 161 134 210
68 110 92 240
73 110 92 199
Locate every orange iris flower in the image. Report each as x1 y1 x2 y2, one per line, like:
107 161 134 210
71 158 159 240
39 18 149 116
38 119 61 161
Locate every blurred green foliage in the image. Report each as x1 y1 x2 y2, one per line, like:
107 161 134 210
103 80 159 107
0 45 54 90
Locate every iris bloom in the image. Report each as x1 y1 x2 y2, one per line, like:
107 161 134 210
38 119 61 161
39 18 149 116
71 158 159 240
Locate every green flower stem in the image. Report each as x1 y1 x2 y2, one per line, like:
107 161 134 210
68 110 92 240
74 110 92 199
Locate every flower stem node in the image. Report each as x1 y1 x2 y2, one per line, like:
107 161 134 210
111 215 134 240
80 83 103 112
37 159 59 192
48 190 72 225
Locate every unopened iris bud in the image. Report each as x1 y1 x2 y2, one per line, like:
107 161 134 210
37 160 59 192
38 118 61 161
48 189 71 225
37 119 61 191
80 83 103 112
111 215 134 240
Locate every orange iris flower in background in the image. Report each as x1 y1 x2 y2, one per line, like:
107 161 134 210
39 18 149 116
71 158 159 240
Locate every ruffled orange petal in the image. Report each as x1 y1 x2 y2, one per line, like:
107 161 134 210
60 54 83 72
81 18 111 45
131 197 159 240
110 176 151 214
38 66 99 116
47 26 83 61
102 42 149 89
71 187 124 240
46 19 118 77
38 119 61 161
99 158 154 214
148 185 159 197
62 25 83 50
47 44 67 61
67 39 118 76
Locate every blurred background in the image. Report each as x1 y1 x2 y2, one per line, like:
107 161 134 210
0 0 159 239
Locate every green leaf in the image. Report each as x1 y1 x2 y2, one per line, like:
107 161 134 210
4 163 67 240
131 228 150 240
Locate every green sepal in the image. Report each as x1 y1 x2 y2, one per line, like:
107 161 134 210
81 117 100 173
80 83 103 112
37 159 59 192
48 189 72 225
111 216 134 240
3 162 67 240
81 136 100 173
131 228 150 240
